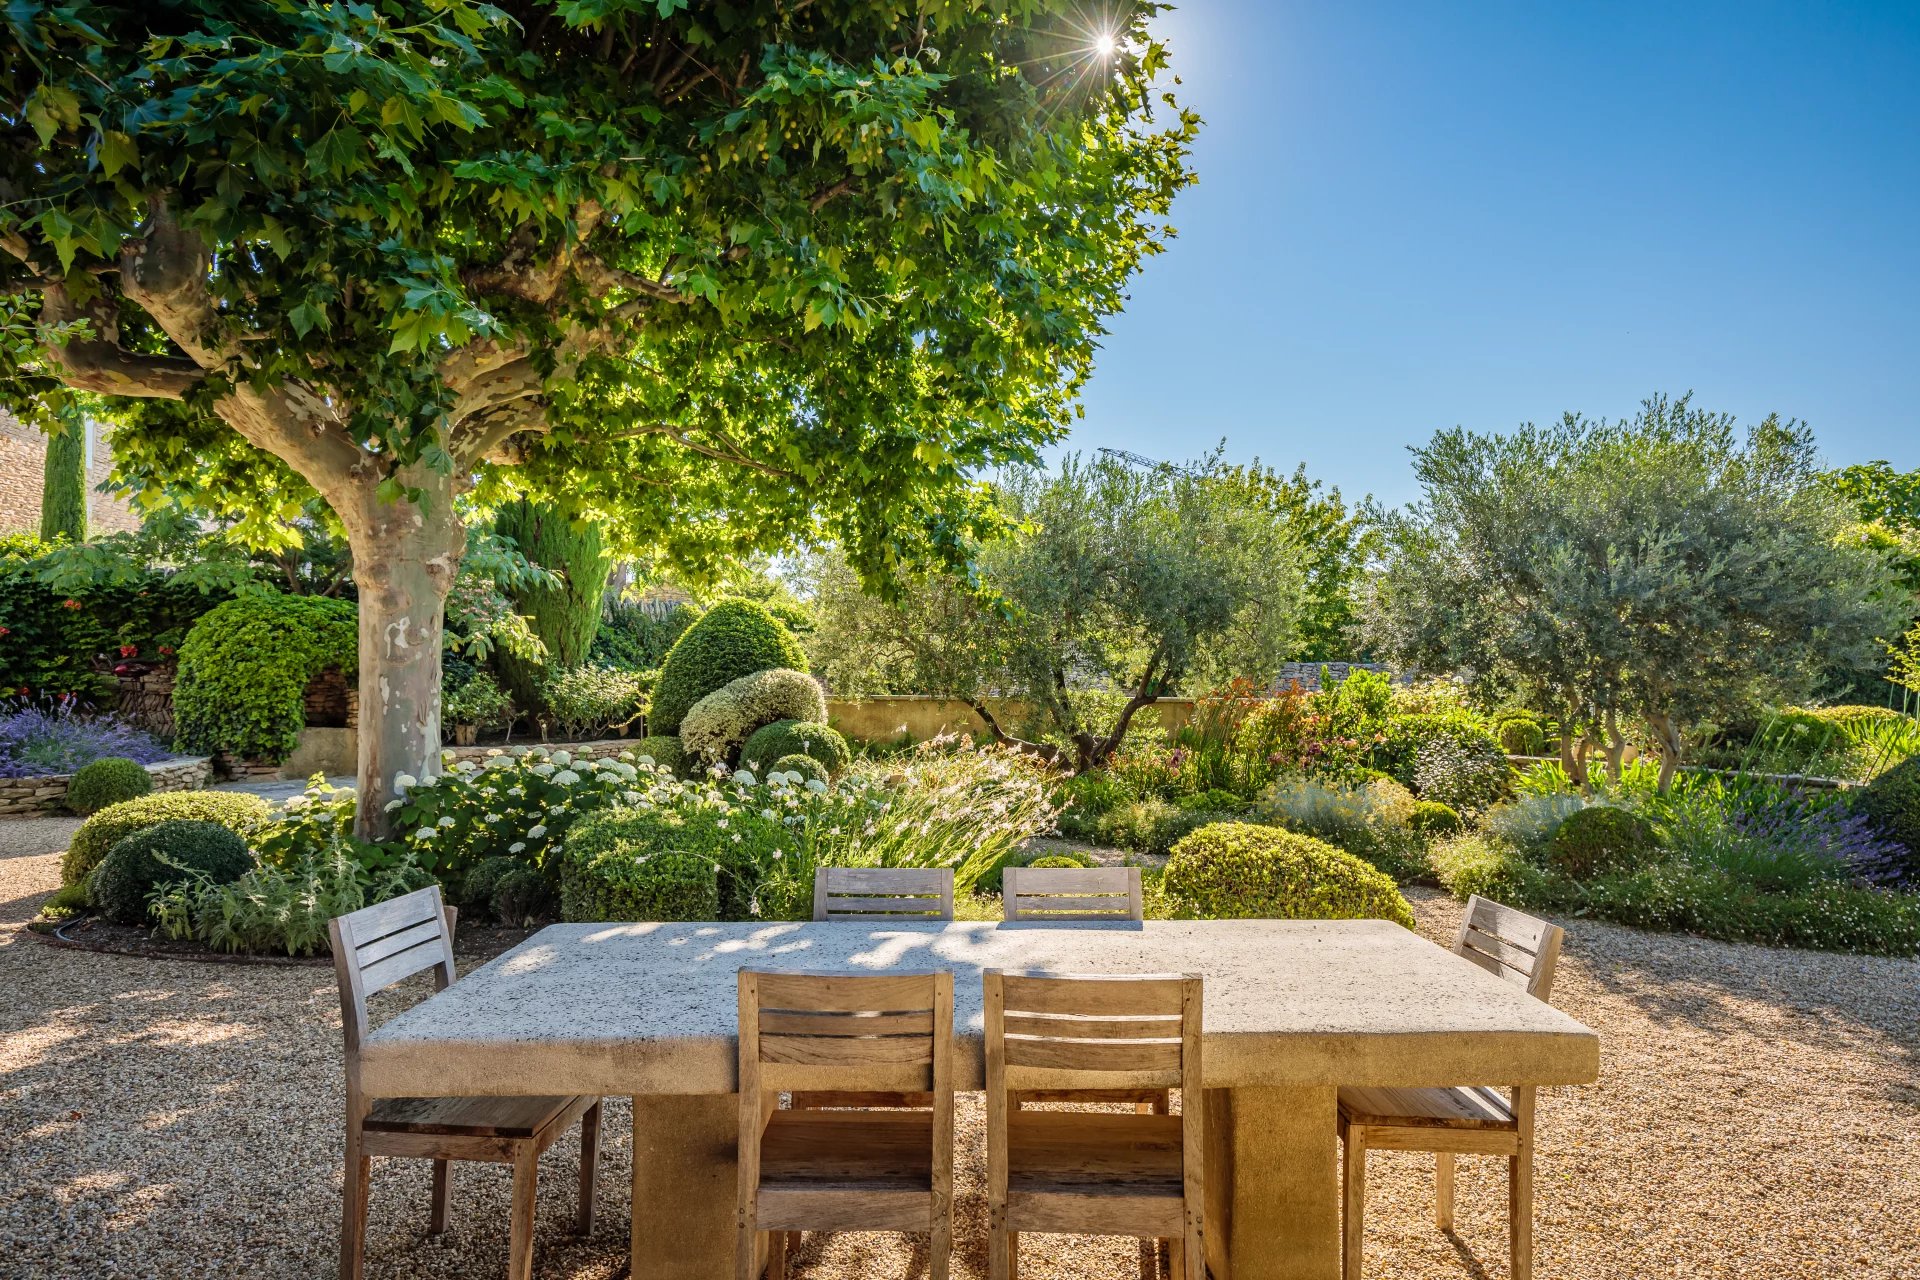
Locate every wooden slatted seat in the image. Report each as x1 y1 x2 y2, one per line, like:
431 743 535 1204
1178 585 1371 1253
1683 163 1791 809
737 969 954 1280
1337 895 1566 1280
1003 866 1143 921
986 971 1205 1280
812 866 955 921
330 886 601 1280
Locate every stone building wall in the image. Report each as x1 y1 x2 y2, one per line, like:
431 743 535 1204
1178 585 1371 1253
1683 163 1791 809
0 410 142 536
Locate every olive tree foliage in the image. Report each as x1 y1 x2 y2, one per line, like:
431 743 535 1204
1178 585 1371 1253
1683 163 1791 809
1362 394 1905 792
0 0 1195 835
806 451 1308 772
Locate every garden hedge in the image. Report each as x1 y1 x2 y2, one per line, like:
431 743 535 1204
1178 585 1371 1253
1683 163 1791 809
1162 821 1416 928
64 757 154 815
561 807 750 920
647 599 807 735
1546 804 1656 878
1859 755 1920 881
91 819 254 925
739 719 850 777
561 842 719 923
63 790 273 887
173 593 357 761
680 669 827 764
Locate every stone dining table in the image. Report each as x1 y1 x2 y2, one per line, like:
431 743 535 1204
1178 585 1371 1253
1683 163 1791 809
360 918 1599 1280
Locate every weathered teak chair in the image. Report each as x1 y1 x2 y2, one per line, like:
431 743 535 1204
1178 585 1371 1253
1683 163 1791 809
330 886 602 1280
1337 895 1567 1280
985 971 1205 1280
1002 865 1143 922
812 866 955 921
1001 868 1166 1120
736 969 956 1280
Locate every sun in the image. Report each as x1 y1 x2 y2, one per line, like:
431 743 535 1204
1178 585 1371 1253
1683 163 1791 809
1094 32 1118 57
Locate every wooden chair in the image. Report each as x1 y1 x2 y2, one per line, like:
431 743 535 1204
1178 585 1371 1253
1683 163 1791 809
812 866 955 921
985 971 1205 1280
736 969 955 1280
1338 895 1567 1280
1002 865 1143 922
331 886 602 1280
1001 868 1166 1120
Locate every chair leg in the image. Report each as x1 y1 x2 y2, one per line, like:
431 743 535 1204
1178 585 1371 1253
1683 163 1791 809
507 1145 539 1280
990 1229 1020 1280
1434 1152 1455 1231
429 1159 453 1236
1342 1127 1366 1280
931 1213 951 1280
1510 1148 1533 1280
766 1226 787 1280
577 1101 602 1236
736 1206 757 1280
339 1126 371 1280
1168 1236 1183 1280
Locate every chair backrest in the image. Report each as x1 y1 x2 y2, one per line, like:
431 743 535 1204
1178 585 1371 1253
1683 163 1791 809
1002 865 1143 921
984 971 1200 1094
1452 895 1564 1002
738 970 953 1096
812 866 954 922
329 886 458 1058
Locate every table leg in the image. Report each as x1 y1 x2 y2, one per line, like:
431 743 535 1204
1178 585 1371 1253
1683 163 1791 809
1204 1086 1340 1280
632 1093 740 1280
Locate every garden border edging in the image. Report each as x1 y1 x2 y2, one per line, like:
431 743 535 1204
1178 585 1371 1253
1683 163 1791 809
0 755 214 817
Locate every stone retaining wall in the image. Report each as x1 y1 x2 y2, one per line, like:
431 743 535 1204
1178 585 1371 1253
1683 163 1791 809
0 755 214 817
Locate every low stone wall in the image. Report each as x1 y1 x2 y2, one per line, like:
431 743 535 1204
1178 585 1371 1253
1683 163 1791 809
443 737 642 767
0 755 214 817
824 695 1197 744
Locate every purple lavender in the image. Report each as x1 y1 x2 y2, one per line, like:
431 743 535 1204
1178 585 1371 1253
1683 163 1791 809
0 698 171 778
1728 790 1909 891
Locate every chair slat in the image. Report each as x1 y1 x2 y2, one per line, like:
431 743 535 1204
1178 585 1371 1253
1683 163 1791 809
1009 866 1134 892
1008 895 1136 915
1465 896 1549 950
1004 866 1143 921
759 1010 935 1037
1002 1013 1180 1040
354 917 443 967
339 887 444 945
1000 973 1185 1017
357 937 449 993
761 1034 936 1067
1461 928 1539 976
814 867 956 922
755 972 938 1013
1003 1035 1182 1073
823 867 952 892
816 895 949 914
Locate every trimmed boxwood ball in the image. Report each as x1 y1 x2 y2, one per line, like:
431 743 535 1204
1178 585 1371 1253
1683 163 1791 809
1161 822 1416 929
1546 805 1656 879
647 598 807 735
64 757 154 815
1028 852 1096 870
1409 800 1465 839
492 866 557 926
462 855 520 914
561 808 750 920
680 670 829 764
62 790 273 888
91 820 254 925
740 719 851 777
561 839 720 922
633 734 690 778
771 754 829 786
1859 755 1920 880
974 847 1095 895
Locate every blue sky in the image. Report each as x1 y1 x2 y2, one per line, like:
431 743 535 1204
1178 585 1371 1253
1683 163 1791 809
1070 1 1920 510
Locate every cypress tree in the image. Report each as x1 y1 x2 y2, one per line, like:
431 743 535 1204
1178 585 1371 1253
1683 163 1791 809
39 426 89 543
493 501 616 711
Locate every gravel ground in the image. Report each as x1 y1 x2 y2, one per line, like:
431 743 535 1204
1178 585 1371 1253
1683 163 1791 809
4 832 1918 1279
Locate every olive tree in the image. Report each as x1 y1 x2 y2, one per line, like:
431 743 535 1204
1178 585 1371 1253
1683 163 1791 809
1364 394 1905 791
1 0 1194 833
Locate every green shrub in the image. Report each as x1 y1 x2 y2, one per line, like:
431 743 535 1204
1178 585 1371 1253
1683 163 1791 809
1411 729 1511 815
1095 796 1232 855
542 666 648 740
1259 776 1426 882
1491 709 1550 756
492 500 617 711
492 865 556 926
1162 822 1416 928
681 670 828 764
92 820 254 925
1482 792 1587 857
592 599 702 671
562 844 720 923
771 754 829 786
635 735 690 778
1430 834 1548 904
1053 771 1128 840
1028 852 1096 870
1175 788 1249 813
648 598 807 735
37 880 92 922
973 846 1095 894
1409 800 1464 839
443 671 513 732
64 757 153 815
151 843 430 956
1546 805 1656 878
739 719 850 776
461 855 520 913
1859 755 1920 879
561 807 758 921
63 790 272 887
173 593 357 761
1374 712 1486 784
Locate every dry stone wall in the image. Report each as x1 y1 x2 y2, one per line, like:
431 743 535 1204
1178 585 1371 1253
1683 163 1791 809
0 755 214 817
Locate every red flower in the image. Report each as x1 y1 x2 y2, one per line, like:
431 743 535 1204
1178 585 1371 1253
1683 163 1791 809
60 599 81 610
119 644 138 658
16 686 27 696
0 625 9 636
158 645 174 656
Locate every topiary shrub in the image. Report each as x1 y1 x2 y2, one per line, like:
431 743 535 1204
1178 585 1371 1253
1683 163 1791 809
173 593 357 761
561 835 719 922
648 598 807 735
1028 852 1097 870
1492 710 1549 756
1162 822 1416 928
1409 800 1465 840
771 754 829 786
64 757 154 815
461 855 520 914
1858 755 1920 882
1546 804 1656 879
63 790 272 887
740 719 851 777
634 734 690 778
561 807 758 920
91 819 254 925
680 669 828 763
492 865 557 926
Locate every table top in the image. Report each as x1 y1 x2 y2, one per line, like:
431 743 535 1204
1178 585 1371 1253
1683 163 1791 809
359 919 1600 1097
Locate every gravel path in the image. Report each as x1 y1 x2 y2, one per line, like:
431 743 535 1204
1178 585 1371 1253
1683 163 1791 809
3 834 1917 1279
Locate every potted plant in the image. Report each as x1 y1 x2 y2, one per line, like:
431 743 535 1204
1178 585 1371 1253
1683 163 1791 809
443 671 512 746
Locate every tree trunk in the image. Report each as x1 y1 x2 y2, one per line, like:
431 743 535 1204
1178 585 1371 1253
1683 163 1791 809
1557 707 1590 791
1646 711 1684 794
1601 708 1628 787
39 425 89 543
338 463 465 842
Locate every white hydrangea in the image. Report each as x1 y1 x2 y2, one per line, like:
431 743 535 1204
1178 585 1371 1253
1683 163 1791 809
437 816 457 828
527 824 548 839
553 769 581 785
531 762 557 777
636 754 656 767
806 779 829 794
552 750 573 766
393 772 419 791
732 769 757 787
383 798 403 813
509 841 527 854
